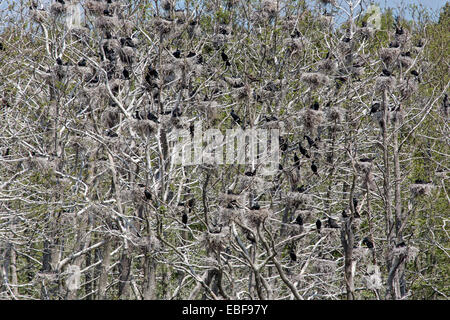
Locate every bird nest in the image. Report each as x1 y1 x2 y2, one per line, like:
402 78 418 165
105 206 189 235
380 48 401 65
285 192 313 205
376 76 396 92
327 106 346 123
398 56 414 69
300 72 329 89
300 108 324 131
244 208 270 228
85 0 107 15
202 229 229 252
399 78 418 100
96 16 120 30
410 183 434 197
318 59 338 75
50 2 66 16
313 258 338 274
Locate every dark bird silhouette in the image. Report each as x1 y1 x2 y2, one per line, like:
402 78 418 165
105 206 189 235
341 209 348 218
120 37 135 48
172 106 182 118
382 68 392 77
414 179 429 184
359 157 375 163
56 57 63 65
77 58 87 67
415 40 424 48
342 37 351 43
311 101 319 111
144 189 152 200
230 109 241 125
395 240 406 248
173 49 181 59
362 237 374 249
295 215 303 226
245 168 257 176
106 130 118 138
410 70 419 77
395 26 404 35
3 148 10 157
291 28 300 38
280 137 288 152
186 51 196 58
353 197 360 218
443 94 449 115
147 111 160 123
147 66 159 78
135 110 143 120
297 185 306 193
122 68 130 79
326 217 340 228
389 41 400 48
311 161 318 175
245 230 256 243
316 219 322 233
182 212 188 227
289 249 297 262
221 50 231 67
0 43 3 51
250 203 260 210
401 51 411 57
304 135 317 149
103 9 113 17
370 102 380 114
278 163 284 171
294 153 300 169
298 142 310 158
56 0 65 4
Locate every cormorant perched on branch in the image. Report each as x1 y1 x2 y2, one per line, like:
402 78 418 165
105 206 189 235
230 109 241 125
311 161 318 175
311 101 319 111
182 212 188 228
341 209 348 218
316 219 322 233
294 153 300 169
326 217 340 228
250 203 260 210
370 102 380 114
289 249 297 262
304 135 317 149
297 185 306 193
362 237 374 249
172 49 181 59
147 111 160 123
77 59 86 67
144 189 152 200
382 68 392 77
245 168 257 176
295 215 303 226
298 142 310 158
221 50 231 67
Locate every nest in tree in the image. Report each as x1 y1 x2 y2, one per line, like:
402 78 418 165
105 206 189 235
153 17 173 34
318 58 338 75
101 107 120 129
50 2 66 16
244 208 270 228
133 119 158 136
353 247 372 260
380 47 401 65
300 72 329 89
300 108 324 131
362 171 377 191
283 38 305 55
327 106 346 123
85 0 107 15
399 77 418 100
119 46 135 64
31 9 48 23
285 191 313 205
202 229 229 252
356 26 375 39
313 258 338 274
398 55 414 69
96 15 120 30
376 75 396 92
161 0 173 11
261 0 278 17
410 183 434 197
218 207 243 225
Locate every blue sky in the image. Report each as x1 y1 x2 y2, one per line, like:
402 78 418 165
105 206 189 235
377 0 447 12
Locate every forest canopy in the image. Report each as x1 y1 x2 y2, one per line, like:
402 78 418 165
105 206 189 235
0 0 448 300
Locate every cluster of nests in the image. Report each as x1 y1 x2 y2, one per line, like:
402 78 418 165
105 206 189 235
377 23 422 97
